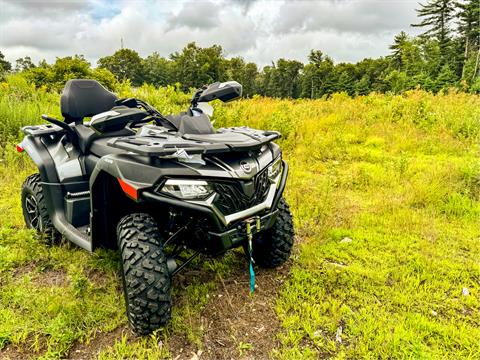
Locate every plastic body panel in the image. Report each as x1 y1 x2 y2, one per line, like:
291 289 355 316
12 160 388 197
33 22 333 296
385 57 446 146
19 119 287 254
65 196 90 227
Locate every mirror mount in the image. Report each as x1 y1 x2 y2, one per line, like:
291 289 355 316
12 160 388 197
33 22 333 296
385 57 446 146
191 85 208 108
191 81 243 107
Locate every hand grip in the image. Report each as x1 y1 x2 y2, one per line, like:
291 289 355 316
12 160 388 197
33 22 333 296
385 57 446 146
41 114 78 147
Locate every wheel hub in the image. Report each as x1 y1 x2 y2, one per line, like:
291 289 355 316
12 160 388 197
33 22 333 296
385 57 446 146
25 194 41 229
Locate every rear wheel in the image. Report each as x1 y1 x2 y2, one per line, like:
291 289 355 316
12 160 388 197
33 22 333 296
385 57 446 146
117 213 172 335
21 173 57 241
250 198 295 268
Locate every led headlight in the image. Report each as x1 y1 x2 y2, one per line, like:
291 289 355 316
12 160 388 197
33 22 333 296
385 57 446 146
268 156 282 180
161 179 213 199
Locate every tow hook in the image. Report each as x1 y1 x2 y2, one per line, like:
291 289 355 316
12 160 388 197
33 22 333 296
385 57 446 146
245 216 261 293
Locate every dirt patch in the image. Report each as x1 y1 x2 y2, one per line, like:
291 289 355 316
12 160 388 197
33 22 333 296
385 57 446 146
64 254 292 359
12 264 112 289
11 263 68 287
68 326 129 360
0 335 49 360
168 257 292 360
84 268 118 288
11 263 37 279
5 246 296 359
34 269 68 287
0 345 31 360
204 268 289 359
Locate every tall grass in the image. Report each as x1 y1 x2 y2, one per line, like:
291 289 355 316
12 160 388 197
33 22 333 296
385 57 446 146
0 75 479 358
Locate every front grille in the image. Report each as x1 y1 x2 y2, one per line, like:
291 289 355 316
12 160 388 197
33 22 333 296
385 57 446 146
213 169 271 215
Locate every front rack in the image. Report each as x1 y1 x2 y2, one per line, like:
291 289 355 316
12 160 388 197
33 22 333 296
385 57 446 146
107 127 280 156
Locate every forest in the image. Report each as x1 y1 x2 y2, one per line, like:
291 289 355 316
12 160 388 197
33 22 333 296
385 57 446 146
1 0 479 97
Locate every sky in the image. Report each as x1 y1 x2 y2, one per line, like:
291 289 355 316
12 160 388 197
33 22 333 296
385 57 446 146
0 0 423 68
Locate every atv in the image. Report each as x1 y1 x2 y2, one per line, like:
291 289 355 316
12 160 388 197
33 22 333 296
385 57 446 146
17 79 294 334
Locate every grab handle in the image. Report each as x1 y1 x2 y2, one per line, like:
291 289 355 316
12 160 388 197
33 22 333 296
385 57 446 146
41 114 78 147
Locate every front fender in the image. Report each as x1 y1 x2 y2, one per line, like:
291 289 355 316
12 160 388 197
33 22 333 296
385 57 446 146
89 153 199 249
89 153 200 197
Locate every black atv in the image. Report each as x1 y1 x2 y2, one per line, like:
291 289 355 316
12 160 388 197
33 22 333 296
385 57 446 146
17 79 294 334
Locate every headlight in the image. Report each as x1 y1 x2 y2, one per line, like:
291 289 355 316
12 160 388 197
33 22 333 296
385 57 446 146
160 179 214 199
268 156 282 180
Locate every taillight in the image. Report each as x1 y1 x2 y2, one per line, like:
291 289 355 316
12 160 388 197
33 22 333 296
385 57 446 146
16 144 24 153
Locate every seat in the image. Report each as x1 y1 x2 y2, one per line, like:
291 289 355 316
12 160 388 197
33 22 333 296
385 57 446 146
74 124 133 155
61 79 117 124
165 112 185 130
59 79 134 156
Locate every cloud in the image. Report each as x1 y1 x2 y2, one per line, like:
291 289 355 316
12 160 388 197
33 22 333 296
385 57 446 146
167 1 220 30
274 0 418 35
0 0 422 67
230 0 259 14
2 0 89 14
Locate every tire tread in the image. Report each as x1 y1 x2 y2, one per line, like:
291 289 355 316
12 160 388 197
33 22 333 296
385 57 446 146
117 213 172 335
252 198 295 268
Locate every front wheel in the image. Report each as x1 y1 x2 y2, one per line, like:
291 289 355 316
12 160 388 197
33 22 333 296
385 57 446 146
117 213 172 335
250 198 295 268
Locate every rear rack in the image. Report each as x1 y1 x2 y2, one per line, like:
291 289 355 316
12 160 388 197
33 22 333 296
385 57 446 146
107 127 280 156
22 124 65 136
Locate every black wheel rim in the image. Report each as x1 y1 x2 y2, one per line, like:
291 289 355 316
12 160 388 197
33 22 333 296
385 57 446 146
25 194 41 230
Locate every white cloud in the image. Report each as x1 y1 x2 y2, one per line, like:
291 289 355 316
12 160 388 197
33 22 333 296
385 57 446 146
274 0 418 35
167 1 220 30
0 0 422 67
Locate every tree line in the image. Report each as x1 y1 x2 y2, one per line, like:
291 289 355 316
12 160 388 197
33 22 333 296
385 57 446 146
1 0 478 97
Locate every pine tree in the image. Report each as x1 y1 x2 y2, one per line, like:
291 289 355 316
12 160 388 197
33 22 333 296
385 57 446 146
389 31 409 70
355 75 371 95
456 0 480 79
457 0 480 50
412 0 456 56
435 63 456 90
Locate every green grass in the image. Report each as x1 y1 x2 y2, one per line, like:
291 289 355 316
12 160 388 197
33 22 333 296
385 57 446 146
0 75 479 358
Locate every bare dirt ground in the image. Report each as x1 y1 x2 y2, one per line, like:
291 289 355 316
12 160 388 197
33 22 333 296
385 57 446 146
68 326 129 360
169 262 291 360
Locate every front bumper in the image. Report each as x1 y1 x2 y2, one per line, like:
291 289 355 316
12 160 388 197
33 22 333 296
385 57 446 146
207 210 278 255
142 161 289 231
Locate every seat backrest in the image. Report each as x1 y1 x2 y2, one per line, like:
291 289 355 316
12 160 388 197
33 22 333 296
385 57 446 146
60 79 117 123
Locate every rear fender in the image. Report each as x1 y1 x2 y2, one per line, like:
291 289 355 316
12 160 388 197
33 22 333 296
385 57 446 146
20 135 59 183
20 135 93 251
19 135 60 229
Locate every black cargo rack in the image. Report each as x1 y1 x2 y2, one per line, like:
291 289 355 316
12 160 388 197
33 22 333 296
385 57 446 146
107 128 280 156
22 124 65 136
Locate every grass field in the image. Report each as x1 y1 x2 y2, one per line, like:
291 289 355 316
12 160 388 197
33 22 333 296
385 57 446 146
0 75 479 359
